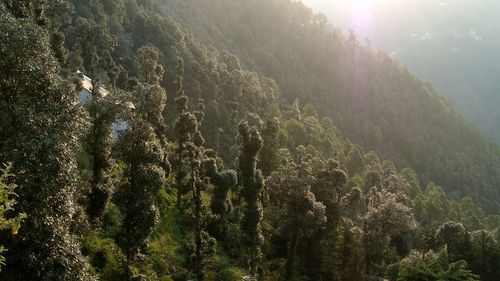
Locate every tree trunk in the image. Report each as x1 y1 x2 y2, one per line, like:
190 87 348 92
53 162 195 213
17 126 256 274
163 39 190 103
193 170 204 281
176 143 183 211
285 231 299 281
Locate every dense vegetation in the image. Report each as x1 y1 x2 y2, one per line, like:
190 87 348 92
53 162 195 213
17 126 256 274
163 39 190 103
303 0 500 144
160 0 500 213
0 0 499 281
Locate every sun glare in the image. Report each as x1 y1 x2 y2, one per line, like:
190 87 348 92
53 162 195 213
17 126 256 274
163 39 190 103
302 0 386 32
348 0 380 29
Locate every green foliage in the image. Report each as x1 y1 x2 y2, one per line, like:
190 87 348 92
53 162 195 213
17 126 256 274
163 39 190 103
346 146 365 177
363 188 418 276
1 0 499 280
116 119 166 279
83 78 117 224
82 235 126 280
214 267 246 281
0 4 95 279
0 163 26 270
267 155 327 280
389 249 480 281
162 0 500 213
206 158 237 240
238 118 265 278
260 117 281 177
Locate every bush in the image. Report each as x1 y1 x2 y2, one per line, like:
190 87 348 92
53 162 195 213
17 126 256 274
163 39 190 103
215 267 247 281
82 235 126 280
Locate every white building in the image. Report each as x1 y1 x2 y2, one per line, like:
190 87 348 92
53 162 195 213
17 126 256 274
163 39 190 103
75 70 134 138
76 70 110 104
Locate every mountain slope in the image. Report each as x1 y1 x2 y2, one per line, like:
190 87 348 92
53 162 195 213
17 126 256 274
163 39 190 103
1 1 500 280
303 0 500 144
160 0 500 212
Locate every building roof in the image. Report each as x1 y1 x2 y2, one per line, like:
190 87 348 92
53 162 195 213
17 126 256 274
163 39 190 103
76 70 110 98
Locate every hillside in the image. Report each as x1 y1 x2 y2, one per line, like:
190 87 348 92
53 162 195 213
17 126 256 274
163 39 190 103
0 1 499 281
303 0 500 144
160 0 500 212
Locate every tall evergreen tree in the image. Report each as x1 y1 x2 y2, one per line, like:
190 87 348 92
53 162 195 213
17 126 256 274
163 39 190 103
115 46 168 280
206 158 237 239
116 120 166 280
174 60 197 210
0 5 96 279
260 117 280 177
238 118 265 278
82 74 117 224
306 159 348 280
189 98 209 281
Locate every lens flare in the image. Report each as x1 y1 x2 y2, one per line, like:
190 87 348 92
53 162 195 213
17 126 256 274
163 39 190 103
349 0 379 30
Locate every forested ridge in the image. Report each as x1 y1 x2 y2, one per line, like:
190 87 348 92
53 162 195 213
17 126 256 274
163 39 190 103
160 0 500 212
0 0 499 281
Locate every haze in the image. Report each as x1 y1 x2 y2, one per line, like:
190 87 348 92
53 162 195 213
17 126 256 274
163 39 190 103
302 0 500 142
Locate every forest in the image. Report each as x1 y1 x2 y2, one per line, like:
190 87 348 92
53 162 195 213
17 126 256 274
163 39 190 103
0 0 499 280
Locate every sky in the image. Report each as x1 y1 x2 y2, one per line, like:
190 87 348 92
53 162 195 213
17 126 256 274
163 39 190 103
300 0 499 51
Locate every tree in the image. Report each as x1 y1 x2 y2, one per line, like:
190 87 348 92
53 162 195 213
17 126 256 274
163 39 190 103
435 221 471 262
2 0 46 24
363 189 417 277
206 158 237 239
346 145 365 176
303 103 318 119
290 98 302 121
267 156 327 280
469 230 500 281
337 222 364 281
238 118 265 278
364 170 382 192
135 45 167 140
113 46 171 280
388 249 480 281
260 117 280 177
71 16 114 72
0 163 26 271
174 60 198 210
0 6 96 280
116 120 166 280
82 74 119 224
306 159 347 280
188 98 212 281
82 52 125 189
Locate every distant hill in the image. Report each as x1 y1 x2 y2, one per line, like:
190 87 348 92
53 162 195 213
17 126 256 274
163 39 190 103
303 0 500 143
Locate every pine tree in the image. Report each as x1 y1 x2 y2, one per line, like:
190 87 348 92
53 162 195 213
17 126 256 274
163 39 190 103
206 158 237 239
238 118 265 277
174 60 197 210
260 117 280 177
189 98 209 281
82 68 118 224
306 159 347 280
115 47 169 280
116 120 166 280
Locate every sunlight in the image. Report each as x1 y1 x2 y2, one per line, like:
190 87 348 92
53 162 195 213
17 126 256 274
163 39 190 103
347 0 381 30
301 0 387 31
